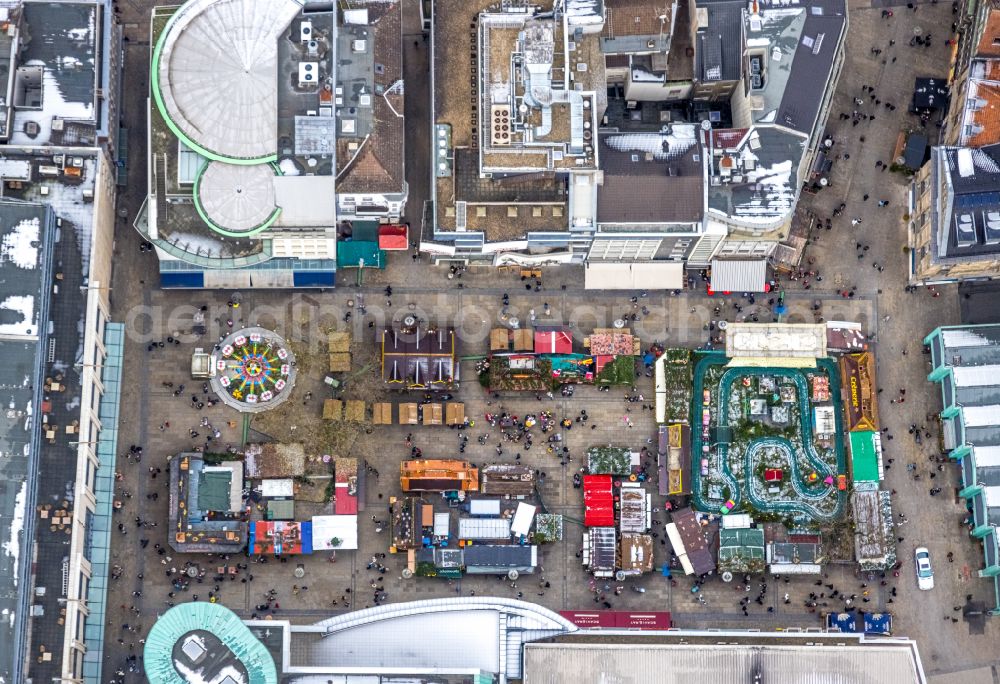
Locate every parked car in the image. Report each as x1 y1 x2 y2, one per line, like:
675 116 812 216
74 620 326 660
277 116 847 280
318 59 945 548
915 547 934 590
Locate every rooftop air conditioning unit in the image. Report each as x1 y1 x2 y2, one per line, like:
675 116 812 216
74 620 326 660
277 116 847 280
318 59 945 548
491 104 511 146
298 62 318 87
300 21 312 43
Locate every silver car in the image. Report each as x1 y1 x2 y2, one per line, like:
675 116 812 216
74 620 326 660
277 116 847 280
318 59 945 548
914 547 934 590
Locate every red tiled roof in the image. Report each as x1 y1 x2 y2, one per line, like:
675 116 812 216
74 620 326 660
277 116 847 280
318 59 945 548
603 0 672 39
966 81 1000 148
976 9 1000 58
711 128 749 150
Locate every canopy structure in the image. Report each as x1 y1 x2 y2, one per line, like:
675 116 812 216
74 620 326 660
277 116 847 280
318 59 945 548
584 261 684 290
710 258 768 293
153 0 302 163
534 329 573 355
583 475 614 527
210 326 296 412
849 431 883 483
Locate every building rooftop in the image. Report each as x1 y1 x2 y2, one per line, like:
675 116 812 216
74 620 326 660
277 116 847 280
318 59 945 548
288 597 573 678
976 8 1000 59
0 200 50 684
430 0 605 241
10 2 100 146
934 145 1000 261
522 634 925 684
145 0 338 262
334 0 405 196
695 0 743 83
145 603 277 684
153 0 301 162
743 0 847 136
6 148 112 684
168 452 248 553
596 126 705 224
958 66 1000 148
706 125 806 225
601 0 671 55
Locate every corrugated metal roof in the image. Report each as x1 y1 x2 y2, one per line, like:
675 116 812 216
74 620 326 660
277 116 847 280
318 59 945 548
710 258 768 292
522 641 924 684
963 404 1000 428
953 365 1000 387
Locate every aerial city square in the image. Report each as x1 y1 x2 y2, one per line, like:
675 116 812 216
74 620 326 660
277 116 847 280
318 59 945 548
1 0 1000 681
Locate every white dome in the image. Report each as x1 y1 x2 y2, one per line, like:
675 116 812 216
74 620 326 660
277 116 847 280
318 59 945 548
155 0 302 161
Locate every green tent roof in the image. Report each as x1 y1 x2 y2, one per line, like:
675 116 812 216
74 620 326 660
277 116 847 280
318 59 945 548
337 240 386 269
198 470 232 512
849 431 880 483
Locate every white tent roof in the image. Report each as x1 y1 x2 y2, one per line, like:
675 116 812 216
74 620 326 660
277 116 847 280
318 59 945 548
511 502 537 537
584 261 684 290
311 515 358 550
260 479 293 497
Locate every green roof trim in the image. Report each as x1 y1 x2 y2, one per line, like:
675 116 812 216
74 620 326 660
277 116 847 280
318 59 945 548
192 159 282 238
150 3 277 166
145 603 278 684
849 431 880 483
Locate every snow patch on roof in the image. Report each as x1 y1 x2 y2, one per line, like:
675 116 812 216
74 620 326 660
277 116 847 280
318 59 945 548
603 124 697 161
1 218 39 270
10 62 95 146
2 480 26 589
0 295 35 336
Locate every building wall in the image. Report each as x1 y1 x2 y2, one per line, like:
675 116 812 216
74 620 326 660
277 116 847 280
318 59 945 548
624 77 693 102
908 159 937 281
58 154 117 682
95 1 123 158
691 78 739 103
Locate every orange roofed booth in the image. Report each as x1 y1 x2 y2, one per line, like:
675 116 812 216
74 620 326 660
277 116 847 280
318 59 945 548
400 459 479 492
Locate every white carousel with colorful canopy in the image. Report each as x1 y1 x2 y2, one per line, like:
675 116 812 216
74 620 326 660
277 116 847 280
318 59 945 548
210 326 296 412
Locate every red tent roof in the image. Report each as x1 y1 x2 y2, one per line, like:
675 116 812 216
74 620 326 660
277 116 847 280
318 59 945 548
377 224 408 250
593 355 614 375
764 468 783 482
583 474 615 527
534 329 573 355
334 484 358 514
